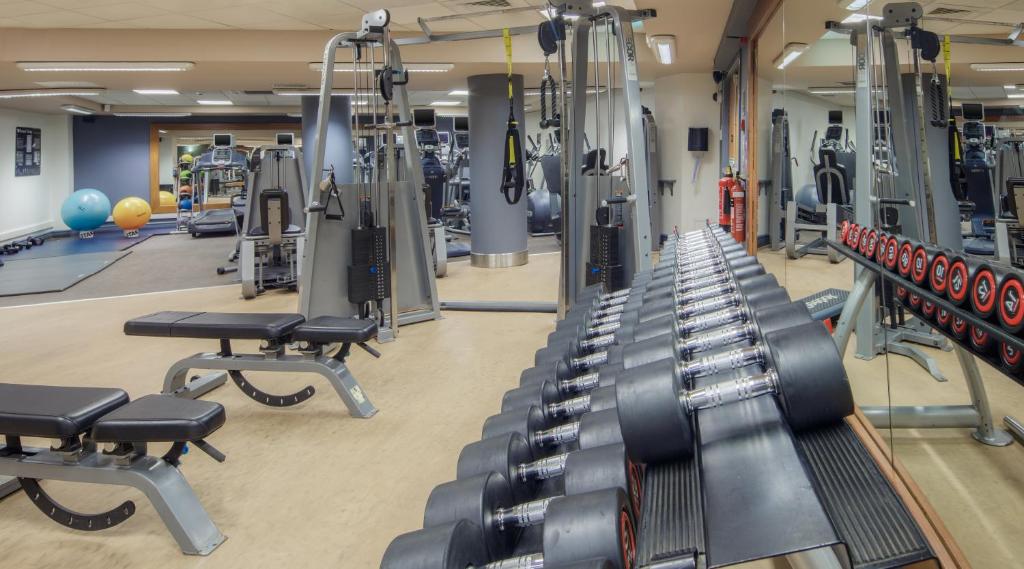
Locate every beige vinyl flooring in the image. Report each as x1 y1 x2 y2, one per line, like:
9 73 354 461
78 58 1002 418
0 241 1020 568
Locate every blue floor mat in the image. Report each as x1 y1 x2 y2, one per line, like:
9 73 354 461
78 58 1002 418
3 225 173 261
0 251 130 297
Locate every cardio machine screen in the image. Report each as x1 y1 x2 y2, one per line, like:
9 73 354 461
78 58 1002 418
453 116 469 132
413 108 436 129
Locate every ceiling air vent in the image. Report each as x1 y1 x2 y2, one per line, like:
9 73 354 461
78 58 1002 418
244 90 275 95
464 0 512 7
929 7 972 16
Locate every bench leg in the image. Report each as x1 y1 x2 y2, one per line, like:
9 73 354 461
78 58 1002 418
163 361 228 400
0 476 19 499
318 358 378 418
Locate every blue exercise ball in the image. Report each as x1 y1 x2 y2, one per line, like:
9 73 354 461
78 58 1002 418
179 198 193 211
61 188 111 231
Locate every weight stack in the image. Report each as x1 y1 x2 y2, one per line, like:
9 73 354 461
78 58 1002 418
587 224 625 291
348 227 391 303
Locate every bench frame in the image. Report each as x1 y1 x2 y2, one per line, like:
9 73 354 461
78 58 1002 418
0 440 224 555
163 338 378 418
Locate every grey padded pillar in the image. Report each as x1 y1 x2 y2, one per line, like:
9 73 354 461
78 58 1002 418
468 74 528 267
301 95 353 185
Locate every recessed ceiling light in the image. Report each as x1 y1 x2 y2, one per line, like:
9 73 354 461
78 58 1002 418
60 104 94 115
17 61 194 72
539 7 579 19
0 88 105 99
841 13 882 24
113 112 192 117
158 129 167 133
809 87 855 95
448 89 469 96
309 62 453 73
1006 85 1018 90
134 89 179 95
973 63 1024 72
430 101 460 107
1008 93 1024 99
839 0 871 10
196 99 233 105
774 43 809 70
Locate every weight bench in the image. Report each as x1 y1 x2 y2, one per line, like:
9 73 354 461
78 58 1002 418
0 383 226 555
124 311 379 418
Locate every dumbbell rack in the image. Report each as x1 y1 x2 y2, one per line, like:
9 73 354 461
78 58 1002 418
827 239 1014 447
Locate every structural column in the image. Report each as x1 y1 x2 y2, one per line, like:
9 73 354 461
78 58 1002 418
468 73 528 267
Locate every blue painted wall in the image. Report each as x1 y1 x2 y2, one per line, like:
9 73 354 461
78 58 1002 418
72 115 300 204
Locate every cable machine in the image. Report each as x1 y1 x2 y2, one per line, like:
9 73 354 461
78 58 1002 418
299 10 441 342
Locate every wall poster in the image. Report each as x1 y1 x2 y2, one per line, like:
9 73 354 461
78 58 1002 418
15 126 41 176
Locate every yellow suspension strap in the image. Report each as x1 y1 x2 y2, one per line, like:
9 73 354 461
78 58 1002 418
500 27 525 205
943 35 966 200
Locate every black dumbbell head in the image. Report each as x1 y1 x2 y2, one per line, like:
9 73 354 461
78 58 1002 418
379 520 486 569
564 443 643 518
578 408 625 450
543 489 636 569
482 406 545 441
423 472 516 559
765 321 854 432
457 432 535 502
615 357 693 464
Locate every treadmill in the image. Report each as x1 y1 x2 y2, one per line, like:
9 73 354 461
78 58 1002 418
188 133 250 237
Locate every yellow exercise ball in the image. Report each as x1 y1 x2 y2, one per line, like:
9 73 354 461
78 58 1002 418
159 190 175 207
112 197 152 231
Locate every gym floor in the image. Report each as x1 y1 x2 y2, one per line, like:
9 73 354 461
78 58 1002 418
0 236 1021 568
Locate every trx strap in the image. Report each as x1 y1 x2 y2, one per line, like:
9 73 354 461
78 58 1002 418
500 28 525 205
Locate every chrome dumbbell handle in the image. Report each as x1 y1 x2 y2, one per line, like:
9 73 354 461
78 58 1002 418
547 393 592 419
678 344 765 382
559 371 601 395
567 350 609 373
678 306 746 336
482 554 546 569
493 497 555 532
517 454 568 484
533 421 580 448
681 370 780 413
678 322 756 358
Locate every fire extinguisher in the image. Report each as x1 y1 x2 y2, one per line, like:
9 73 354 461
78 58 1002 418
717 167 736 231
730 176 746 243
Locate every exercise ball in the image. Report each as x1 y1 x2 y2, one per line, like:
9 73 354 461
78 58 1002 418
159 190 176 207
113 197 152 231
796 184 821 210
61 188 111 232
179 169 192 182
180 154 194 164
178 185 193 196
179 198 193 210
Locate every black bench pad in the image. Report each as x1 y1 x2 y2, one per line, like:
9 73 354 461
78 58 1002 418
125 311 306 341
92 395 226 443
0 384 129 439
291 316 378 344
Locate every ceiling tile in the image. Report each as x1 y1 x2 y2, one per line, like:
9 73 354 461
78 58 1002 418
87 13 231 28
36 0 130 7
135 0 263 12
85 2 172 21
204 6 322 28
342 0 434 10
387 2 453 24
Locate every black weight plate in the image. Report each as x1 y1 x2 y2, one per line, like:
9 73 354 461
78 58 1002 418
588 385 618 413
765 321 854 432
502 381 560 414
544 489 636 569
632 313 677 340
998 274 1024 333
745 287 791 312
615 358 693 463
457 432 535 502
730 264 766 281
423 473 515 559
563 443 642 519
578 408 624 450
753 302 813 338
380 520 487 569
970 265 998 319
619 333 677 371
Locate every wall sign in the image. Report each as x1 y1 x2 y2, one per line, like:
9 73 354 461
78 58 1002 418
15 127 41 176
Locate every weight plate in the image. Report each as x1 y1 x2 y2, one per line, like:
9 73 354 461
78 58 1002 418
947 259 970 305
908 293 922 310
1000 342 1024 373
884 239 899 271
897 241 914 278
858 229 871 255
875 234 889 262
502 380 560 414
970 326 993 354
865 230 878 260
970 268 997 318
578 409 624 450
457 432 535 503
998 275 1024 333
615 358 693 464
563 443 641 517
936 308 952 330
929 252 950 295
910 246 929 285
950 316 968 340
482 406 546 442
543 489 635 569
921 300 936 320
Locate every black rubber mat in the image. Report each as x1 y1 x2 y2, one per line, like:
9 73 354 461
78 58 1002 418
799 288 850 321
798 423 935 569
0 251 129 297
635 458 702 567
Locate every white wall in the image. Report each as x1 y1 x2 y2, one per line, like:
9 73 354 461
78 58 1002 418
654 72 722 234
771 91 856 191
0 109 74 240
158 133 174 186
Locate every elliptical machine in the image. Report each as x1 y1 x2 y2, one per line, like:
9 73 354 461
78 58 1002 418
960 103 996 255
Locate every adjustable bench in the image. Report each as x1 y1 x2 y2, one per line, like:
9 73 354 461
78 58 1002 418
0 383 226 555
124 311 379 418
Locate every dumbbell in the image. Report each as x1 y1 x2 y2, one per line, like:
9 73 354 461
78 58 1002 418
507 302 813 421
482 406 624 457
616 320 855 464
381 491 635 569
928 247 952 296
880 235 899 272
895 238 917 279
998 271 1024 333
424 454 640 559
946 253 983 308
538 279 789 382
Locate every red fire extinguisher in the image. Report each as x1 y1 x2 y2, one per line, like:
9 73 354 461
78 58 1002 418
730 177 746 243
717 167 737 231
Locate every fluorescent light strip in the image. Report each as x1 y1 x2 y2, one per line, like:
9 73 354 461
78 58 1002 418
310 62 453 73
0 88 104 99
809 88 855 95
430 101 461 107
1008 94 1024 99
113 112 192 117
61 105 94 115
17 61 194 72
196 100 233 105
134 89 179 95
841 14 882 24
972 63 1024 72
774 43 809 70
841 0 871 10
448 89 469 96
